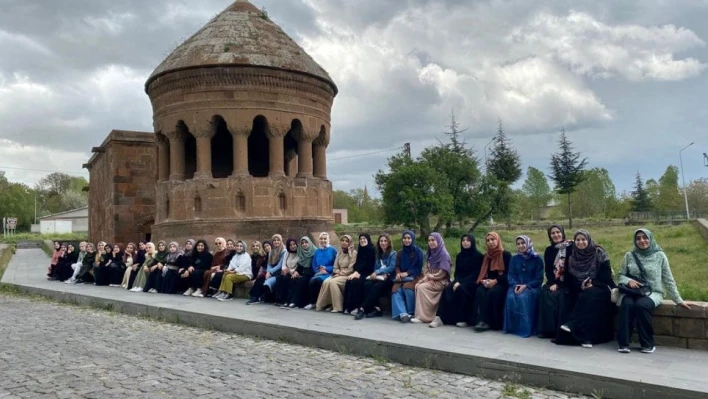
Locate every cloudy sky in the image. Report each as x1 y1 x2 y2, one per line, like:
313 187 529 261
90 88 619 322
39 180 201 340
1 0 707 195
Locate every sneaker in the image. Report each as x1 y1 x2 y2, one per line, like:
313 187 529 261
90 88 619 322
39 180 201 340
130 287 142 292
429 316 443 328
410 318 422 324
350 309 359 316
73 279 84 285
456 322 468 328
355 311 366 320
213 292 224 299
641 346 656 354
183 288 195 296
192 289 204 297
280 304 288 309
218 294 233 301
65 279 75 284
581 342 593 348
473 322 490 332
246 298 257 305
304 304 314 310
149 289 158 294
560 324 571 333
400 314 411 323
618 347 631 354
288 303 297 308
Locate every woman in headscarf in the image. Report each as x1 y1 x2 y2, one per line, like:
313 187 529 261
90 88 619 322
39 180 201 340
555 230 615 348
356 234 397 320
538 225 573 338
430 234 484 328
57 243 78 282
275 238 299 306
142 241 169 293
247 240 270 304
209 239 236 296
47 241 62 279
248 235 285 303
120 242 137 289
286 236 317 308
391 230 424 323
176 239 196 293
343 234 377 315
302 232 338 310
616 229 691 354
316 235 358 312
411 233 451 324
108 243 126 287
130 242 156 292
503 235 544 338
125 242 146 289
183 239 214 297
473 232 512 332
93 242 112 286
159 241 183 294
201 237 229 298
214 240 253 301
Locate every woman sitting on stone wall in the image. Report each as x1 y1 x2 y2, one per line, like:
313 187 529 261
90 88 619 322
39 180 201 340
342 234 377 315
182 239 214 297
248 235 285 303
537 225 572 339
301 233 338 310
47 241 62 279
247 240 270 304
284 236 316 308
158 241 183 294
616 228 691 354
55 243 74 282
473 233 512 332
107 243 125 287
391 230 424 323
314 234 357 312
502 236 544 338
355 234 397 320
411 233 451 324
130 242 156 292
93 242 111 286
214 240 253 301
200 237 229 298
120 242 137 289
275 238 300 306
208 239 237 296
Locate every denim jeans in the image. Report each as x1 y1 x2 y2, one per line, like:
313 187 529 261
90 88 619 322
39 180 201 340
391 288 415 319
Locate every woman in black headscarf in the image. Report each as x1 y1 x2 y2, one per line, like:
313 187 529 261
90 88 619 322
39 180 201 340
343 233 377 315
430 234 485 328
183 239 214 297
555 230 616 348
537 225 573 338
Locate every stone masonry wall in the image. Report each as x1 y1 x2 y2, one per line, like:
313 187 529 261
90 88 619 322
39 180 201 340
653 301 708 350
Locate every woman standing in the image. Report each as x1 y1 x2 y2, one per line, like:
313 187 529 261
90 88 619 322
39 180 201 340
537 225 572 338
285 236 316 308
302 233 338 309
275 238 299 306
184 240 214 297
556 230 615 348
215 240 253 301
316 235 357 312
431 234 484 328
356 234 397 320
343 234 377 315
412 233 451 324
391 230 424 323
503 236 544 338
617 229 691 354
473 232 512 332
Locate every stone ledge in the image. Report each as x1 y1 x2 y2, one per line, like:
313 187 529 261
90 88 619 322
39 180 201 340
696 219 708 241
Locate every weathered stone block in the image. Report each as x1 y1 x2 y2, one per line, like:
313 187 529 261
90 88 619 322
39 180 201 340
654 335 688 348
688 339 708 351
673 318 706 339
653 316 674 336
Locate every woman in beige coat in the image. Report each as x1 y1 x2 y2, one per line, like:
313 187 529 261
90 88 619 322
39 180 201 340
316 235 357 313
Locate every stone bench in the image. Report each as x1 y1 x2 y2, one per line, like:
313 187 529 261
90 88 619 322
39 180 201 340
653 300 708 350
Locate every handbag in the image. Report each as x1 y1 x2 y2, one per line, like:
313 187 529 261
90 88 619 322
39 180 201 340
617 253 652 298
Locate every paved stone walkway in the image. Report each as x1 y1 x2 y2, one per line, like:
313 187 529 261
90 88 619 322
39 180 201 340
0 295 583 399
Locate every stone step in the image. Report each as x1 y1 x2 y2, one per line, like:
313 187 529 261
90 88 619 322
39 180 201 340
16 241 42 249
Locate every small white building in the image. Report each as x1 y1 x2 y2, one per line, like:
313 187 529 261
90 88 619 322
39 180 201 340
32 207 89 234
333 209 348 224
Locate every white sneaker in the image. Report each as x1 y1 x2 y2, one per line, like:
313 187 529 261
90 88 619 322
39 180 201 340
456 322 468 328
641 346 656 354
65 279 75 284
410 318 422 324
288 303 296 308
183 288 195 296
429 316 443 328
350 309 359 316
581 342 593 348
560 324 571 333
149 289 158 294
192 289 204 297
130 287 141 292
304 304 314 310
618 347 630 354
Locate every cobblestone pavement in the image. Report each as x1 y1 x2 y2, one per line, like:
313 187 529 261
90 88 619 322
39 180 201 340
0 295 585 399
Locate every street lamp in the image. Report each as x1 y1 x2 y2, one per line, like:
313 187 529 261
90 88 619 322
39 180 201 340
679 142 694 219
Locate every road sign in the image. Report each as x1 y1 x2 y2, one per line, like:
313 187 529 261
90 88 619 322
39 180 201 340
6 217 17 229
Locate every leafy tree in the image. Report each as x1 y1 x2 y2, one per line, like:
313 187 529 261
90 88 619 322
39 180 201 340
646 178 660 207
521 166 552 220
333 188 382 223
687 178 708 214
556 168 616 219
656 166 682 212
631 172 652 212
0 182 35 230
549 128 587 228
34 172 88 215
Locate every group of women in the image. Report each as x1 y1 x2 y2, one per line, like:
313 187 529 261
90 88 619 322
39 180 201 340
45 226 690 353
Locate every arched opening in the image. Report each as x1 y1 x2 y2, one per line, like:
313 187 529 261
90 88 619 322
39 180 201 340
211 115 233 178
177 121 197 180
248 115 269 177
136 216 155 243
235 192 246 214
284 122 299 177
278 192 287 212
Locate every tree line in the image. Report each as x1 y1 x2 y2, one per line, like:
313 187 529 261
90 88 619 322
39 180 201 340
0 171 88 230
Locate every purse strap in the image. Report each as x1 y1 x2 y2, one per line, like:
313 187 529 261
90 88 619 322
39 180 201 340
631 252 648 281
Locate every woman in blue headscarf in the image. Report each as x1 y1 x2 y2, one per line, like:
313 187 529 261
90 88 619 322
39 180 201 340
390 230 424 323
503 235 544 338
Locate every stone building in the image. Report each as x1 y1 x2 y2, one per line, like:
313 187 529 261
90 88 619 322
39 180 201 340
85 0 337 245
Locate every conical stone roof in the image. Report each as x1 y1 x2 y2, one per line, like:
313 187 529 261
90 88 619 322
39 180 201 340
146 0 337 93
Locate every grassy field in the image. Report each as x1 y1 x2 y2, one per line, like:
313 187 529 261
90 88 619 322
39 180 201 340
0 232 88 245
381 223 707 302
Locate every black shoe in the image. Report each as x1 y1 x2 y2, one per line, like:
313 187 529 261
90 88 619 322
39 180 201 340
366 310 382 318
355 311 365 320
473 322 490 332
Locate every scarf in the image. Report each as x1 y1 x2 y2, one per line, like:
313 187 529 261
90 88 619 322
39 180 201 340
268 234 284 265
319 232 331 248
427 232 452 274
568 229 608 280
285 238 298 253
477 232 505 283
633 228 663 257
353 233 376 273
154 241 169 264
297 236 316 268
235 240 247 255
456 234 484 280
165 241 181 264
515 235 538 259
183 239 196 259
335 235 355 264
399 230 423 272
548 225 572 282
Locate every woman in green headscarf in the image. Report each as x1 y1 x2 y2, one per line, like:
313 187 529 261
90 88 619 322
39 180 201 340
285 236 317 308
616 229 691 354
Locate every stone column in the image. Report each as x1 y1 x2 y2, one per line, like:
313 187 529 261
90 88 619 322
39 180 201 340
297 135 314 178
193 128 213 179
285 149 297 177
268 125 287 177
232 128 250 177
166 131 186 181
313 129 329 179
156 135 170 182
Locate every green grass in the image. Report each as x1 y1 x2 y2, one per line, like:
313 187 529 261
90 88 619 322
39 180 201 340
0 232 88 244
0 244 16 280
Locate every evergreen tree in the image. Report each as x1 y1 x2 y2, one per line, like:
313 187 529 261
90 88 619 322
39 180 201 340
443 110 468 154
549 128 588 228
487 120 522 184
631 172 652 212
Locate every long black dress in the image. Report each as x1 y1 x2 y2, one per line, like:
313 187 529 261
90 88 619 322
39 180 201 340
437 235 484 325
57 250 79 282
537 244 573 337
107 252 126 286
472 251 512 330
343 235 377 313
93 249 112 286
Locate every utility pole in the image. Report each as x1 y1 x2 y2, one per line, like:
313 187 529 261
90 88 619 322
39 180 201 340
679 142 694 219
403 143 411 158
